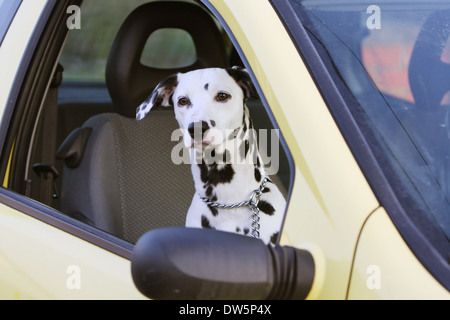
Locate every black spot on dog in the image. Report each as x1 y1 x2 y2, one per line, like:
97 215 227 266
258 200 275 216
241 140 249 158
199 161 235 186
214 164 235 184
199 159 235 217
229 127 240 140
201 215 214 229
243 228 249 235
270 232 279 245
153 95 164 108
242 118 247 134
205 186 213 197
209 206 219 217
236 227 240 233
160 74 179 89
154 74 178 107
225 66 259 100
199 162 209 183
210 120 216 127
202 191 219 217
254 167 261 182
240 127 246 140
262 187 271 193
222 149 231 163
204 83 209 90
207 194 219 216
168 93 174 107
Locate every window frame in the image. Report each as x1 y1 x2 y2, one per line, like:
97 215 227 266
0 0 135 259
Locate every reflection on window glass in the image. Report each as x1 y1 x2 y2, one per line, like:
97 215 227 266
291 1 450 251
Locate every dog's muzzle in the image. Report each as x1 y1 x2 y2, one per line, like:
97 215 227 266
187 121 212 148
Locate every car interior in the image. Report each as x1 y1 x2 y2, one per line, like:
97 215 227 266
9 0 291 244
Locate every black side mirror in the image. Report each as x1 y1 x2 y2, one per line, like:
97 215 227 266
131 227 315 300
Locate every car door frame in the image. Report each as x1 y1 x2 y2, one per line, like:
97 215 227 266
0 0 136 257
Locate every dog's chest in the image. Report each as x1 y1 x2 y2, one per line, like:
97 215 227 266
187 160 283 242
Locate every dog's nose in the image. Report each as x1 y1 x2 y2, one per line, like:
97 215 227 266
188 121 210 140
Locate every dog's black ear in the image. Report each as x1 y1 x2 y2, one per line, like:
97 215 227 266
136 74 179 120
226 66 259 100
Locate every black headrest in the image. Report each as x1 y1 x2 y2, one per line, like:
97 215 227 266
409 9 450 110
105 1 228 118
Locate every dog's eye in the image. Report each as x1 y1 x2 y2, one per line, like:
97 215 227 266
178 97 190 106
216 92 231 102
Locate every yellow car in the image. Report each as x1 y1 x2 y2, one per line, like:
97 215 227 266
0 0 448 300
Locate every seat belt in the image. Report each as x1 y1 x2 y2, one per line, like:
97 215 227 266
32 63 64 206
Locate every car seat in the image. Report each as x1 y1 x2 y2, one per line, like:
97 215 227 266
57 1 228 243
408 9 450 200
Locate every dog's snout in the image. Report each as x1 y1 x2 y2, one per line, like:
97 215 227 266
188 121 210 140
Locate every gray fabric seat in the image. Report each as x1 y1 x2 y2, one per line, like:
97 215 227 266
58 1 228 243
60 113 194 243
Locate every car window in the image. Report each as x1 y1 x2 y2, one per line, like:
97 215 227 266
2 0 292 249
285 1 449 257
60 0 199 82
60 0 148 82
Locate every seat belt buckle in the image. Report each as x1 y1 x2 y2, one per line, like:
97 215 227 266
33 163 59 179
32 163 60 199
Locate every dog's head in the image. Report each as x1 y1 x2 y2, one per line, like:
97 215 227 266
136 67 258 149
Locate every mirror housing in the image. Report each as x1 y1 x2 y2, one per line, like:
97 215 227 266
131 227 314 300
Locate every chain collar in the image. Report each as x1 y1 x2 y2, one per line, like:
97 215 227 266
199 176 269 239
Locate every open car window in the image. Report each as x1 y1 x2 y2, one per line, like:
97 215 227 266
2 0 292 251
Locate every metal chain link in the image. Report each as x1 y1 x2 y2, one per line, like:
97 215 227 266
199 176 268 239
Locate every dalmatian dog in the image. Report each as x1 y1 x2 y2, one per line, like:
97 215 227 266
136 67 285 245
